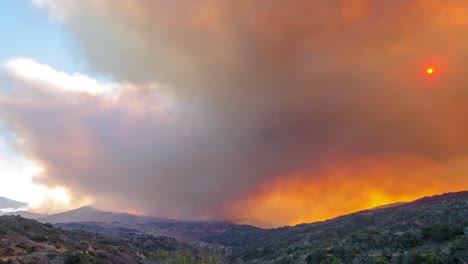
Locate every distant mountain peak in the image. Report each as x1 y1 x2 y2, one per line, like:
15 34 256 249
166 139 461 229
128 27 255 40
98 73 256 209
36 205 173 225
70 205 100 212
0 197 28 212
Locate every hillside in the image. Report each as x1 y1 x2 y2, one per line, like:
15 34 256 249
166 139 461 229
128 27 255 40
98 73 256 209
201 191 468 263
36 206 168 225
0 215 190 264
55 220 235 242
3 191 467 263
35 206 236 242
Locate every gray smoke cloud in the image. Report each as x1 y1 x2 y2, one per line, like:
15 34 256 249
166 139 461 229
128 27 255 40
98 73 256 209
1 0 468 224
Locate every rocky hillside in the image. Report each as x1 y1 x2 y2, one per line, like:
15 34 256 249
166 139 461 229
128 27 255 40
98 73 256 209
201 191 468 264
0 215 194 264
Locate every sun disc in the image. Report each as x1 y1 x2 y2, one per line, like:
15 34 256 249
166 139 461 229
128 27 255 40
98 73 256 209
425 67 435 75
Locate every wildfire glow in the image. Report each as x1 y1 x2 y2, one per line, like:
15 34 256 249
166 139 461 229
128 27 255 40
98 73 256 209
224 156 468 227
48 187 71 204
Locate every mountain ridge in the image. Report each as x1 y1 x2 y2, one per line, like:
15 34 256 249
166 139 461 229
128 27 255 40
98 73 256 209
0 197 28 212
33 206 237 242
36 205 174 225
200 190 468 263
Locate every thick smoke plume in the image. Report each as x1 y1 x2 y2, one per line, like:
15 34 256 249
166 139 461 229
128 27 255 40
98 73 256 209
1 0 468 225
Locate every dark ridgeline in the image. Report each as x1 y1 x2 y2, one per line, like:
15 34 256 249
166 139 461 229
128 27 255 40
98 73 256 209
200 191 468 263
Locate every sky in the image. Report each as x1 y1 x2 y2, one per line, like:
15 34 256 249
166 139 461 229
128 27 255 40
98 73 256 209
1 0 468 227
0 0 81 72
0 0 81 208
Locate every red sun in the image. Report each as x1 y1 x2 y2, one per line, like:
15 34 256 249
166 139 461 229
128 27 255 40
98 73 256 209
425 66 436 76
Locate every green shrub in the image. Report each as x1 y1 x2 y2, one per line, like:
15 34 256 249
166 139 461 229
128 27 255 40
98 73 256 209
149 249 169 261
31 235 48 242
306 249 327 264
201 249 225 264
375 255 388 264
422 224 453 242
97 252 106 259
47 253 57 260
398 233 422 249
421 252 441 264
26 246 36 254
65 253 83 264
168 251 195 264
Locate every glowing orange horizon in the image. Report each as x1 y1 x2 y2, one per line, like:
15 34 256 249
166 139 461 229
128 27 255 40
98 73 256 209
223 156 468 228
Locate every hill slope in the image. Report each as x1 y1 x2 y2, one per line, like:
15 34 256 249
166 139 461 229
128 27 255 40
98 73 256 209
0 215 184 264
36 207 236 242
201 191 468 263
37 206 167 224
4 191 466 263
55 220 235 242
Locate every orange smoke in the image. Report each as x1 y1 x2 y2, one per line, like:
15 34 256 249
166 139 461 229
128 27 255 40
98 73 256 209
226 155 468 227
23 0 468 225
